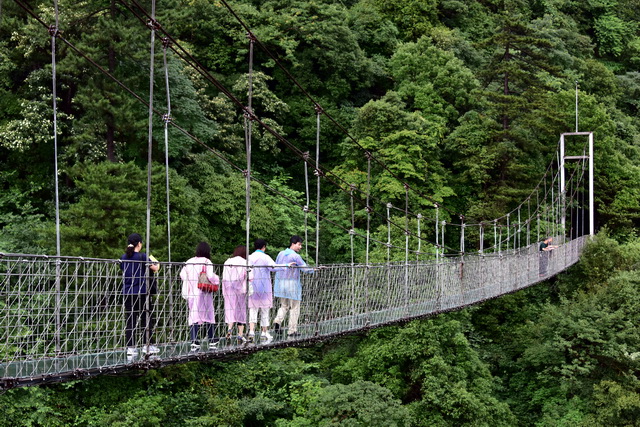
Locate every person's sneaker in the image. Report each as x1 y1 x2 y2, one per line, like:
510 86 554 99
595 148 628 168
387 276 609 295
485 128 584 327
208 338 220 348
262 331 273 341
237 335 247 344
142 345 160 354
288 332 301 338
126 347 138 356
190 341 201 352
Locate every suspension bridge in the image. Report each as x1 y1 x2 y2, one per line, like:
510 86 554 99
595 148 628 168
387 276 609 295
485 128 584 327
1 1 595 389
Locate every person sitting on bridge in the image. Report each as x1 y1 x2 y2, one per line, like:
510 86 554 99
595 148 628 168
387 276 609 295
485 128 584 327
120 233 160 357
539 237 558 277
180 241 221 352
272 235 313 338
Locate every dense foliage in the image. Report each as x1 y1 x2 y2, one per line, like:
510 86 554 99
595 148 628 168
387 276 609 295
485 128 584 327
2 0 640 424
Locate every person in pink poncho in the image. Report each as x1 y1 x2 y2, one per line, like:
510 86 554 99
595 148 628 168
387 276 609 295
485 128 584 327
222 245 253 343
180 241 220 351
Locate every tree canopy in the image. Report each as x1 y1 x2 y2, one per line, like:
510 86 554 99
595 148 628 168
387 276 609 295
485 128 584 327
2 0 640 424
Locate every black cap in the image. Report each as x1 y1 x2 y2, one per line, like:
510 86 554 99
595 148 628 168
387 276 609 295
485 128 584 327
127 233 142 246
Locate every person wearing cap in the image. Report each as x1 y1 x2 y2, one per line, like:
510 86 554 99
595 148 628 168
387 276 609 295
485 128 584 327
120 233 160 357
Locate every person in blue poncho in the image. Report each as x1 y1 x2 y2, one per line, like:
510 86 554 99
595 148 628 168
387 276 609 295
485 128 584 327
272 235 312 338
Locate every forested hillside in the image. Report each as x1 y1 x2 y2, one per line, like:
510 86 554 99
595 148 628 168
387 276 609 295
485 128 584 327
2 0 640 425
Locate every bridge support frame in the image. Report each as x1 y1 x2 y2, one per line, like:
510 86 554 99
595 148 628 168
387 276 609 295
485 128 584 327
560 132 594 237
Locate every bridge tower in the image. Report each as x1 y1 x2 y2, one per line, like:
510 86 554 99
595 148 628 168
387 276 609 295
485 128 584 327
560 132 594 238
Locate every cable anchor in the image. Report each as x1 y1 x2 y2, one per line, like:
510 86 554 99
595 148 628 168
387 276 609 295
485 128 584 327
243 109 257 121
48 25 60 37
147 19 161 31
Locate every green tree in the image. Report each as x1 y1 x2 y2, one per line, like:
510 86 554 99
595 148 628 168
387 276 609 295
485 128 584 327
323 316 516 426
389 37 480 126
282 380 411 426
334 92 453 212
357 0 438 41
60 161 201 260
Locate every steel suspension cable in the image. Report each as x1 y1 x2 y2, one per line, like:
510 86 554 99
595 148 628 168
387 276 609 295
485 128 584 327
217 0 567 229
36 0 556 258
161 38 172 262
315 106 321 265
350 184 355 265
121 0 476 248
145 0 156 266
216 0 464 220
404 185 409 316
140 0 158 358
386 203 391 264
365 153 372 265
416 213 422 263
51 0 61 355
244 32 255 335
15 0 427 260
435 204 439 262
304 151 310 261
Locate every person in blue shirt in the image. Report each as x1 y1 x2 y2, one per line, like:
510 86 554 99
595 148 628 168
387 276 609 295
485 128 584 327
120 233 159 356
272 235 312 338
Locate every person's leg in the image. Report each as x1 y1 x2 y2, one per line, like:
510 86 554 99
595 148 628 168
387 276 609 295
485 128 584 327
273 298 290 326
190 324 200 342
137 295 147 347
124 295 135 347
139 294 156 345
238 324 245 337
260 308 270 332
206 323 215 340
288 299 301 334
249 308 258 335
150 295 157 344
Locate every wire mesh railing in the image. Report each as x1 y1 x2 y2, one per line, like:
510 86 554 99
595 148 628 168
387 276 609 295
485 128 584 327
0 236 587 389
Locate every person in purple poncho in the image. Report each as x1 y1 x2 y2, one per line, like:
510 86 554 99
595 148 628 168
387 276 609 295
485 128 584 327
272 235 313 338
247 238 293 342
